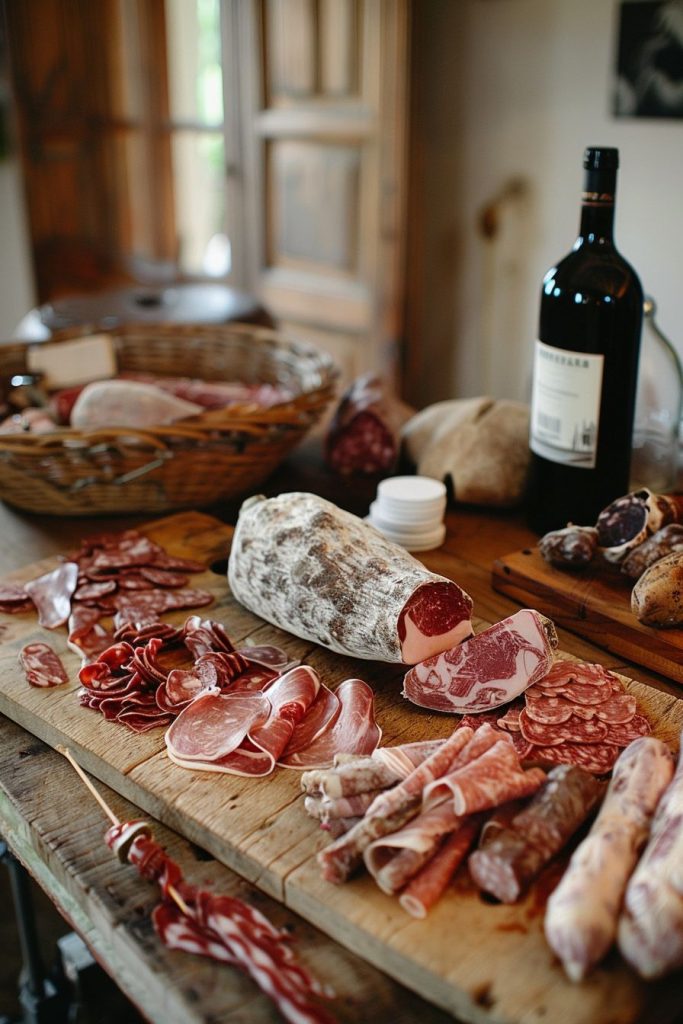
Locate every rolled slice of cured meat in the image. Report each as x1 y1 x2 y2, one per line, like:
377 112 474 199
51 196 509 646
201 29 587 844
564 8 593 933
317 726 474 883
402 608 558 714
617 733 683 979
227 493 473 665
364 801 462 894
468 764 605 904
300 739 444 800
545 736 674 982
399 817 482 918
324 373 413 476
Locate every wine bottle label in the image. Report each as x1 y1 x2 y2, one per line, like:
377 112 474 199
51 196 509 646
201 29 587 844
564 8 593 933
530 341 604 469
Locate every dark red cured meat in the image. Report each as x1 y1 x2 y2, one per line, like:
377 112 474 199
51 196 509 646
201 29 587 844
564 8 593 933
403 609 557 714
592 693 638 724
324 373 411 476
278 685 340 760
194 651 251 689
600 713 651 746
19 642 68 687
528 741 620 774
73 579 117 602
458 712 533 757
24 562 79 629
139 567 188 588
183 617 235 658
278 679 381 770
89 533 165 570
113 621 184 647
398 581 473 643
519 708 609 747
150 552 207 573
113 587 213 624
0 582 35 614
117 575 155 591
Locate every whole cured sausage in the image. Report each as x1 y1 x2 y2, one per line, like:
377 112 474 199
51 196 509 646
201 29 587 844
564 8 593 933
631 550 683 627
544 737 674 981
538 525 599 568
227 492 473 664
596 489 683 564
620 523 683 579
617 733 683 978
324 373 413 476
468 765 605 904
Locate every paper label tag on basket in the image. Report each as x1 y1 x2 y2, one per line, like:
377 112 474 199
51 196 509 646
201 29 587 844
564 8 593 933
26 334 117 389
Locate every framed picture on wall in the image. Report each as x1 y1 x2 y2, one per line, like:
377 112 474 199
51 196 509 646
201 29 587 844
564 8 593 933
614 0 683 117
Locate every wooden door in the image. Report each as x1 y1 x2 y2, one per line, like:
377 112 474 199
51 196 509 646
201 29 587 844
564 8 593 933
225 0 410 387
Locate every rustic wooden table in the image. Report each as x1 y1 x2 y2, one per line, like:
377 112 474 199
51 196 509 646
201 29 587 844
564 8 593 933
0 444 680 1023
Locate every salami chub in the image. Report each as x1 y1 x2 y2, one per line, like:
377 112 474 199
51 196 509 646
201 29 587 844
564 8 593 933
227 493 473 664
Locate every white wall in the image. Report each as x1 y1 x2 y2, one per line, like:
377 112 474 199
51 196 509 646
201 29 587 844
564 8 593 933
0 159 35 338
410 0 683 407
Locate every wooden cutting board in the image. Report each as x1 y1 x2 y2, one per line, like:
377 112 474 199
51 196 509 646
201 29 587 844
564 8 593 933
492 545 683 686
1 510 683 1024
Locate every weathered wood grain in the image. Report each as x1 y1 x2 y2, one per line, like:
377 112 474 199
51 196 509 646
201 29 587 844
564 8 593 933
0 717 449 1024
1 511 683 1024
492 545 683 686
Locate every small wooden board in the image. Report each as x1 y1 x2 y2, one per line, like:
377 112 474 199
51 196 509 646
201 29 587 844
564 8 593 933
1 511 683 1024
492 545 683 687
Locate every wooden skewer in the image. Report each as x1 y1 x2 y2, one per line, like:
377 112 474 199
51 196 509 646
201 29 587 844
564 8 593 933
55 745 193 917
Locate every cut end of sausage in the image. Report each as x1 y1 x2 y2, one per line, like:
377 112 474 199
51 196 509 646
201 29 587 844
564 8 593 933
398 580 474 664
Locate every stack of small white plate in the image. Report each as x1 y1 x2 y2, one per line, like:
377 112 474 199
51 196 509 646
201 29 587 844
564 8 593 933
367 476 447 551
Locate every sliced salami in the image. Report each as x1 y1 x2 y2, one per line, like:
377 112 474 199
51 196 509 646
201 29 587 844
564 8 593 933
601 713 651 746
592 693 638 724
528 741 620 775
0 582 35 614
227 492 473 664
19 642 68 687
519 708 609 747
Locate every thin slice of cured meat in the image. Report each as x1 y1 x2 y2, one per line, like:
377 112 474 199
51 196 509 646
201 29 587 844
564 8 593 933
423 739 546 816
19 642 68 687
528 741 621 775
364 801 462 894
468 764 605 904
304 791 381 823
537 660 619 691
279 678 381 770
545 737 675 982
227 492 473 665
403 609 558 714
0 583 35 614
399 817 482 918
235 644 298 672
459 712 534 762
519 708 609 747
24 562 79 628
165 690 271 762
523 694 576 725
278 685 340 763
300 740 444 800
592 694 638 724
316 726 474 884
603 714 651 746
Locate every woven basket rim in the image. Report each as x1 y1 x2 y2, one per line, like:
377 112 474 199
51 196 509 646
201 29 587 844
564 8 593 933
0 321 339 450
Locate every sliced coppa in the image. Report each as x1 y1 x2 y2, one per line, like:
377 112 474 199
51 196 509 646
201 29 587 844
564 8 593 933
227 492 473 664
278 678 381 769
19 642 69 687
402 608 558 713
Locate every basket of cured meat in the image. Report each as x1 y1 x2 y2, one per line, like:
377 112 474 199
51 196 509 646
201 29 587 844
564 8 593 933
0 322 338 515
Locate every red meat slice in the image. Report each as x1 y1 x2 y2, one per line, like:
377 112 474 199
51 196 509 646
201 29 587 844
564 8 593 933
278 678 381 770
529 741 620 775
19 642 69 687
519 708 609 746
165 691 271 762
24 562 79 628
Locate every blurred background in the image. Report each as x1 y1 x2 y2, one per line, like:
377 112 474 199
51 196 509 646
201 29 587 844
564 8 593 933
1 0 682 409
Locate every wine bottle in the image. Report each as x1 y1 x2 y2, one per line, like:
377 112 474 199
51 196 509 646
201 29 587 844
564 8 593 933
526 146 643 534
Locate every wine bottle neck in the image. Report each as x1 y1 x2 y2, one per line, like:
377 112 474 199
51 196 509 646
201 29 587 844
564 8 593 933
577 167 617 245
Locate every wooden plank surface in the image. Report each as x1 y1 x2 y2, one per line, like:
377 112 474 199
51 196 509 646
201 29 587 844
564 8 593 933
0 715 450 1024
1 510 683 1024
492 545 683 687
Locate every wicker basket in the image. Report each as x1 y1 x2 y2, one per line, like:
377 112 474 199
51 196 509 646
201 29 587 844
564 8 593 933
0 322 339 516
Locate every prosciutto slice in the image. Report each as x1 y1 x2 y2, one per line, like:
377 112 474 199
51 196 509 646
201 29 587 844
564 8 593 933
402 608 558 713
278 679 381 769
227 492 473 664
364 801 463 894
399 817 482 918
166 668 322 777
